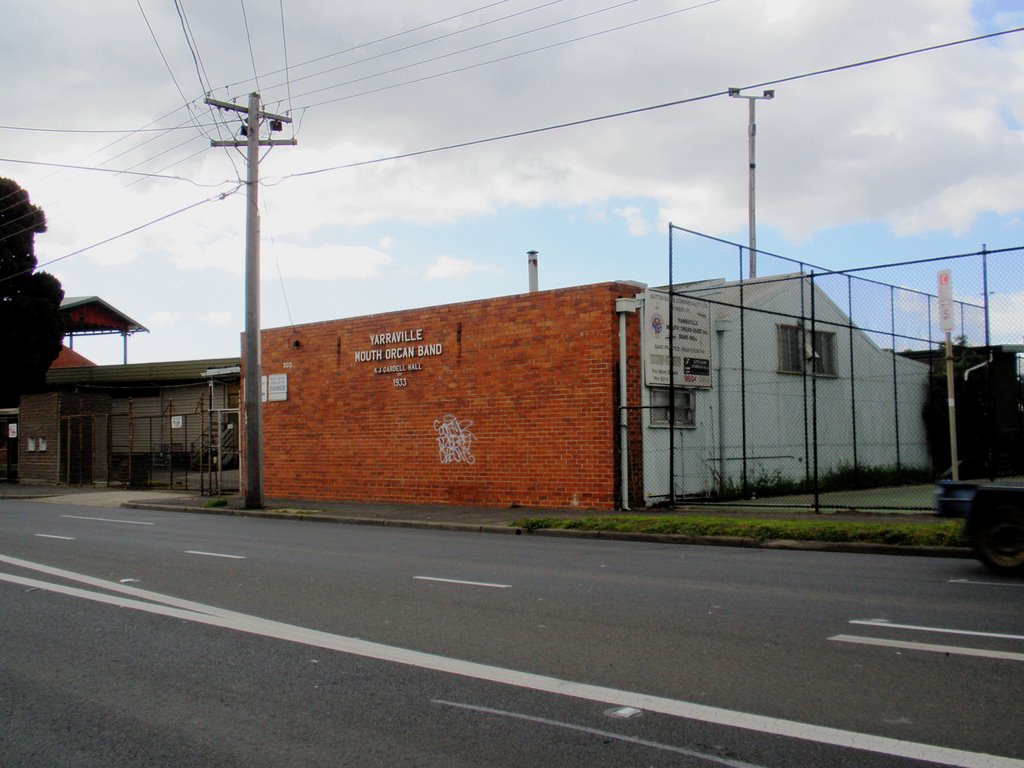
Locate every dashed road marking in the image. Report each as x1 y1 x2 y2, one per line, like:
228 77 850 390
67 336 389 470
61 515 155 526
414 576 510 589
830 634 1024 663
185 550 246 560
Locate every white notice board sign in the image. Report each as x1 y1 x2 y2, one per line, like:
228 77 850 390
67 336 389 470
268 373 288 402
644 289 712 388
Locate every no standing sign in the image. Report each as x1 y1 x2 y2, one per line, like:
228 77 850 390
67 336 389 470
937 269 954 334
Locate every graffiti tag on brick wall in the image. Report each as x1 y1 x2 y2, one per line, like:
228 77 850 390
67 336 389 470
434 414 476 465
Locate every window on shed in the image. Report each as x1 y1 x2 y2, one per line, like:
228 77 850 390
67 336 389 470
777 325 837 376
649 388 696 427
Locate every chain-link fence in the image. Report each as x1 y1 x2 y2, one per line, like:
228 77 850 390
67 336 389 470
662 225 1023 511
56 403 239 494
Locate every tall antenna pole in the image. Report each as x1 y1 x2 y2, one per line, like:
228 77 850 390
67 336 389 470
728 88 774 279
207 93 296 508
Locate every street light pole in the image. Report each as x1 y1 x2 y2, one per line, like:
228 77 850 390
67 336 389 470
728 88 774 279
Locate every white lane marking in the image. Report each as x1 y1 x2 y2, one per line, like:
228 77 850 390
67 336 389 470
830 635 1024 663
433 699 768 768
34 534 75 541
60 515 155 526
185 550 246 560
0 554 1021 768
414 576 510 589
951 578 1024 588
851 619 1024 642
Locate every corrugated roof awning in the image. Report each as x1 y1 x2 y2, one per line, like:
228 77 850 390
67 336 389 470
61 296 148 336
60 296 149 364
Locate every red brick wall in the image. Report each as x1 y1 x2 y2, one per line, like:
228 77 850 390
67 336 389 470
18 392 112 485
258 282 644 510
17 392 61 484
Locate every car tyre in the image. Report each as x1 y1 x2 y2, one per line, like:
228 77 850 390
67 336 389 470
973 505 1024 576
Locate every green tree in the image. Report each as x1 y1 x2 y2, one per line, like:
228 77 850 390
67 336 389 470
0 177 64 407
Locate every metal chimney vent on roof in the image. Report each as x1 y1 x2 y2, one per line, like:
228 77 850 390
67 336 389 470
527 250 539 293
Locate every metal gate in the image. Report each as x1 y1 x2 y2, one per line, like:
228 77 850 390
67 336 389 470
57 400 239 494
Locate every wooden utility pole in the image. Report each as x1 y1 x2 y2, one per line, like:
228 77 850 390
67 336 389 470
206 93 296 508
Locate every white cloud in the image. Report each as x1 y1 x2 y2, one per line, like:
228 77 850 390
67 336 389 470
424 255 492 280
19 0 1024 247
989 290 1024 344
149 311 178 325
614 206 649 237
7 0 1024 364
168 238 393 281
269 242 393 280
202 311 233 325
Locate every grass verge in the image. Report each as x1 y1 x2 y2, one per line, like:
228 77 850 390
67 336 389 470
511 515 967 547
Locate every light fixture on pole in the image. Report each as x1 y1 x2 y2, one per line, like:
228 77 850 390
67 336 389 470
728 87 774 279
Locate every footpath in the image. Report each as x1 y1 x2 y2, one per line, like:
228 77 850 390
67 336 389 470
0 483 969 559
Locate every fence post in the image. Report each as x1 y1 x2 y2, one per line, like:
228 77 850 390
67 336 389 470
889 285 902 479
982 245 995 479
739 246 749 498
125 398 131 489
668 226 676 505
168 398 174 490
846 274 859 485
810 273 820 513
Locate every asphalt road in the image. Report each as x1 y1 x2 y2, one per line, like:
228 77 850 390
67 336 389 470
1 496 1021 767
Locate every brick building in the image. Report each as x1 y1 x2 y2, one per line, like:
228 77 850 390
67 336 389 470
257 282 645 510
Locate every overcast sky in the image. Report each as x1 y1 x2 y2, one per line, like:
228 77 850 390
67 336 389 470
3 0 1022 365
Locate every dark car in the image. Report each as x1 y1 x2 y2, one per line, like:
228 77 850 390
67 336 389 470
939 480 1024 575
933 480 979 518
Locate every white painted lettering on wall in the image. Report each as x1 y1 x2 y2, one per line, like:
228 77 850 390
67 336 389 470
434 415 476 465
371 328 423 346
352 327 444 377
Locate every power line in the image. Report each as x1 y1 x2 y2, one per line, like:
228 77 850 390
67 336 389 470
0 123 213 135
170 0 244 179
239 0 262 92
137 0 213 144
0 156 231 187
94 110 208 169
118 133 209 177
221 0 516 93
174 0 214 95
0 151 234 248
278 23 1024 181
0 185 242 284
125 146 211 188
295 0 717 110
277 0 295 134
272 0 567 97
141 0 667 167
744 24 1024 93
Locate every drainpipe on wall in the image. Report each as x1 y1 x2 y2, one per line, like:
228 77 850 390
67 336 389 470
527 250 539 293
616 297 640 510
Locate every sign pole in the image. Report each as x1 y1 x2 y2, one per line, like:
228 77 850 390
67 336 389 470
938 270 959 481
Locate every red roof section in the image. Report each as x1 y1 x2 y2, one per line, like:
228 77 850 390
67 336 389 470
50 345 97 369
61 296 147 335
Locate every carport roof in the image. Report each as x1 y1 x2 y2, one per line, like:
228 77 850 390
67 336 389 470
61 296 148 336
